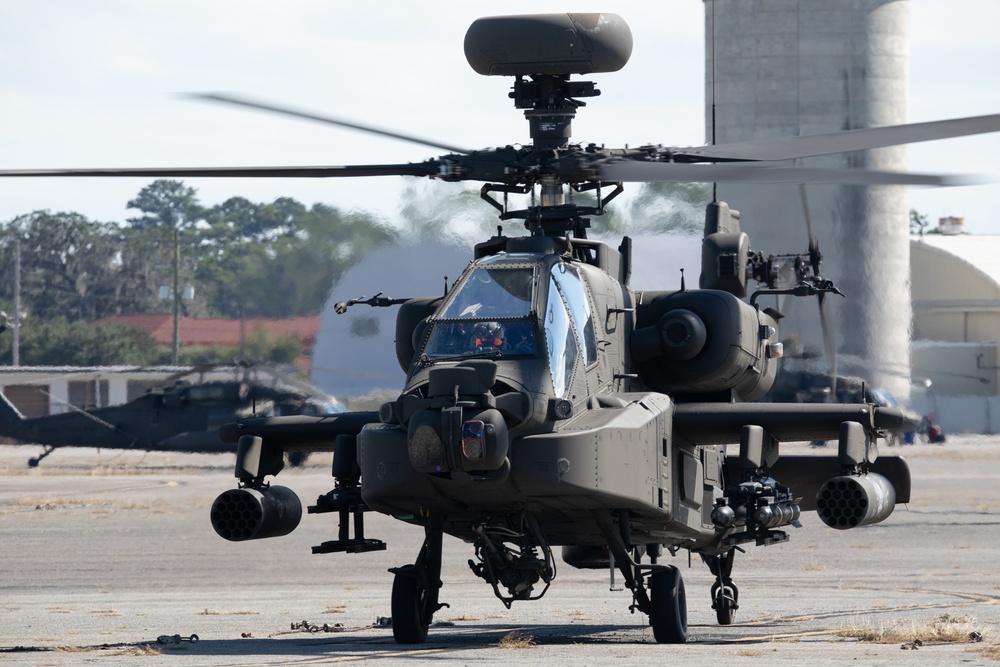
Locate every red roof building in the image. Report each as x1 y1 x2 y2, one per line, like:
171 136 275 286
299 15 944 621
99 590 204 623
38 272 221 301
94 314 320 371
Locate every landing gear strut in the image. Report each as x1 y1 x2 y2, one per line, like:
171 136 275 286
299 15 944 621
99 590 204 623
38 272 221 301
389 513 448 644
596 511 688 644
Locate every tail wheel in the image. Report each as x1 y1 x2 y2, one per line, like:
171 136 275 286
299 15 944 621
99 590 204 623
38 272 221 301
391 569 429 644
713 586 737 625
285 451 309 467
648 565 687 643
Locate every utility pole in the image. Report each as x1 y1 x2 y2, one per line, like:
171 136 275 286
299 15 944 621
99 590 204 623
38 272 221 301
172 224 180 365
13 237 21 366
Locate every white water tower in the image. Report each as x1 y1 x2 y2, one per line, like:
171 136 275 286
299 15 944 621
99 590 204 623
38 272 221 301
707 0 912 398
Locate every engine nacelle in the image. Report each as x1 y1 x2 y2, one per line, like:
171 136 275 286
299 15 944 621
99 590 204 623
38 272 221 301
815 472 895 530
210 485 302 541
631 290 780 401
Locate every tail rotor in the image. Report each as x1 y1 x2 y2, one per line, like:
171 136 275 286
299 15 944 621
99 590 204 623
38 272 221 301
798 184 840 399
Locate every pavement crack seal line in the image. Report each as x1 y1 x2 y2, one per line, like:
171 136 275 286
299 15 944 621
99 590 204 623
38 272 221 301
225 648 449 666
718 587 1000 643
0 640 177 654
717 629 839 643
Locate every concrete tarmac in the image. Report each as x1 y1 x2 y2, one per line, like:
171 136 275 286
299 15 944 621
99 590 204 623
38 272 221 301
2 436 999 665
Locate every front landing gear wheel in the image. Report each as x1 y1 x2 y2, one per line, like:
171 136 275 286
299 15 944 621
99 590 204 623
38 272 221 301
649 565 687 643
391 569 428 644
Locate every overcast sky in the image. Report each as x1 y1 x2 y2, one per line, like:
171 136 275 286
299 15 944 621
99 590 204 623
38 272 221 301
1 1 998 233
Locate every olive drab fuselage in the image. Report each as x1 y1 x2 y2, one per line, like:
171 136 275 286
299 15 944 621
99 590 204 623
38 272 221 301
359 234 777 549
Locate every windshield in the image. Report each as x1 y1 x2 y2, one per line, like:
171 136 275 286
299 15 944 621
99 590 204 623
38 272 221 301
423 317 538 359
421 266 537 360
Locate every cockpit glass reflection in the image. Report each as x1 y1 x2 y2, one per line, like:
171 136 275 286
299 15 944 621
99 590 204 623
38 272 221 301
550 263 597 366
439 268 533 320
545 275 578 397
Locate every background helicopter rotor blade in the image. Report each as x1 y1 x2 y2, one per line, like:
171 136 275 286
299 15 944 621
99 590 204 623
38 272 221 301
187 92 474 155
598 160 980 187
798 183 838 399
0 163 441 179
798 184 822 277
672 112 1000 162
818 294 838 399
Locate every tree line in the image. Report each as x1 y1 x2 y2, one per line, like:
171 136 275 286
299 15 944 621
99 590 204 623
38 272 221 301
0 179 393 365
0 180 393 322
0 179 711 365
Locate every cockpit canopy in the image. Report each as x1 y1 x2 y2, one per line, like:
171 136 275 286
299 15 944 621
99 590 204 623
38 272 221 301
418 254 599 399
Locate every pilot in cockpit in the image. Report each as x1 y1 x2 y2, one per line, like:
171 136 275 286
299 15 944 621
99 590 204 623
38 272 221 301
471 321 504 353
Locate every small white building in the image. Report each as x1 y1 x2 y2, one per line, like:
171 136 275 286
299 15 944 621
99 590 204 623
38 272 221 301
0 366 197 417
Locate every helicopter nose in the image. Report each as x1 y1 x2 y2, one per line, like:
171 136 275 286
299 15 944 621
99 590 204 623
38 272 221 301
407 407 508 476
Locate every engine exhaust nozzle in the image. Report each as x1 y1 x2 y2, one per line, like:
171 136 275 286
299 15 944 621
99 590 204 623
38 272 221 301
210 485 302 541
815 472 895 530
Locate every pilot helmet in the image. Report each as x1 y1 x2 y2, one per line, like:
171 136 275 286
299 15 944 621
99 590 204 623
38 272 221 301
472 321 504 349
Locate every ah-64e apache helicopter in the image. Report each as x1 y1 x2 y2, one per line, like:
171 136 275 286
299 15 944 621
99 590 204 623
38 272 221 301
3 12 999 645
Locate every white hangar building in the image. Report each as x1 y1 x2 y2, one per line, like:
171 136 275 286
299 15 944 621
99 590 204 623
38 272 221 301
910 233 1000 433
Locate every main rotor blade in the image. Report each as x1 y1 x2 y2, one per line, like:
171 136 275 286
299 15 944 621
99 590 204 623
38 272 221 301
0 163 440 179
672 113 1000 162
188 92 473 155
598 161 980 186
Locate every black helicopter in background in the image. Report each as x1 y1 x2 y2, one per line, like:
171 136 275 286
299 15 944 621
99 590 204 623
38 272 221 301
1 11 997 645
763 364 927 446
0 363 342 467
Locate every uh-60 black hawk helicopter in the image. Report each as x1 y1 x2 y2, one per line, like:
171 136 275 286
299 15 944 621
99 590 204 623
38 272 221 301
0 363 342 467
4 12 1000 645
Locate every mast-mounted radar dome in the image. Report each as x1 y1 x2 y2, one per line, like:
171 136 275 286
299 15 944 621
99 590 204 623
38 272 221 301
464 13 632 77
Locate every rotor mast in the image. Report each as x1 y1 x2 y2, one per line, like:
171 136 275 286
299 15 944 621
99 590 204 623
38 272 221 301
511 74 599 151
539 176 564 208
513 74 600 211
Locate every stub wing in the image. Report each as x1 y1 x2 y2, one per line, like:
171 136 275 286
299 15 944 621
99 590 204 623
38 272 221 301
675 401 911 507
673 402 903 445
219 411 380 451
